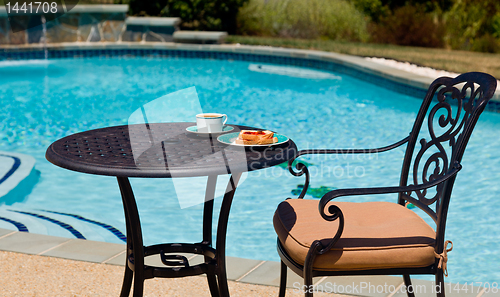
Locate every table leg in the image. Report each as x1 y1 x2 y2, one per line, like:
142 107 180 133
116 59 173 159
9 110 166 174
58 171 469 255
119 213 133 297
204 175 220 297
215 173 242 297
117 176 146 297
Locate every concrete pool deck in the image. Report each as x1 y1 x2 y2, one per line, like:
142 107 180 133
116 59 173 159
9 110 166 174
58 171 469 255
0 227 494 297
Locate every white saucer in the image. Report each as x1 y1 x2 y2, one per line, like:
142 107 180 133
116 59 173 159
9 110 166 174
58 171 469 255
185 125 234 137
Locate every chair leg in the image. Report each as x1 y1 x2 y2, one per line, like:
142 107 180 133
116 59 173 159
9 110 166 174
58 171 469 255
403 275 415 297
279 261 287 297
436 272 445 297
303 269 314 297
303 242 320 297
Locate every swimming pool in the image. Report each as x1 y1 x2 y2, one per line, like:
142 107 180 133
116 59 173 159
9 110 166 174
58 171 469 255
0 54 499 284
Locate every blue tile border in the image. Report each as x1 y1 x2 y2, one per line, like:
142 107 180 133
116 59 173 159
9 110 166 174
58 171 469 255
9 210 86 239
0 217 28 232
0 44 497 112
41 210 127 242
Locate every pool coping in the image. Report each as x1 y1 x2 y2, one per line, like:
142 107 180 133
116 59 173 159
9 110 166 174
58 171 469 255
0 227 492 297
0 42 435 93
1 42 499 107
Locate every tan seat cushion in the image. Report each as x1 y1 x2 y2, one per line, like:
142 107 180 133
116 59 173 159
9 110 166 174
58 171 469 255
274 200 436 271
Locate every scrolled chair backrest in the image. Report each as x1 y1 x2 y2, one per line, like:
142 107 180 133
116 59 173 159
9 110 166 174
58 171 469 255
398 72 497 247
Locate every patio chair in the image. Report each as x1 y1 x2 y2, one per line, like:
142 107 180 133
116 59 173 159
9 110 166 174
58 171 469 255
273 72 497 297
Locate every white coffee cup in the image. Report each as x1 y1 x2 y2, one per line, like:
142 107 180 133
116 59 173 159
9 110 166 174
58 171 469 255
196 113 228 133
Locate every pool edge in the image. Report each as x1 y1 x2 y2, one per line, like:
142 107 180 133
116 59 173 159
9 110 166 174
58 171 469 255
1 42 499 108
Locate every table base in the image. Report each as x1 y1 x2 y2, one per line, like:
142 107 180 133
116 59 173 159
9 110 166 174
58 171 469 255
117 174 241 297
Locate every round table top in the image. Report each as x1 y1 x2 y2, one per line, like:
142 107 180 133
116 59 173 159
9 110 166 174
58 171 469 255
46 122 298 178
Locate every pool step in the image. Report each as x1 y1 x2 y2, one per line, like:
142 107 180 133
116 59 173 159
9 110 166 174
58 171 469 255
123 16 228 44
173 30 228 44
123 17 181 42
0 151 38 204
0 207 126 244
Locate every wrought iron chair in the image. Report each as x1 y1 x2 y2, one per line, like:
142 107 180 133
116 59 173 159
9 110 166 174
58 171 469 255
273 72 497 297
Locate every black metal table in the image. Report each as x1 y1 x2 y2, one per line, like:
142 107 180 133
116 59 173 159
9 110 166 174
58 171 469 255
46 122 297 297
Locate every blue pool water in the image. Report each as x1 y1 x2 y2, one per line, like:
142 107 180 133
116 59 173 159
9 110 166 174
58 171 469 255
1 56 499 284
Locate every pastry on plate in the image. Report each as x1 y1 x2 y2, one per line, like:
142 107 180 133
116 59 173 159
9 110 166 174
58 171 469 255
235 130 278 145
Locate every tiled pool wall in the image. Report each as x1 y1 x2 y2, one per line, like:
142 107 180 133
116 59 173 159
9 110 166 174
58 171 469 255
1 42 499 112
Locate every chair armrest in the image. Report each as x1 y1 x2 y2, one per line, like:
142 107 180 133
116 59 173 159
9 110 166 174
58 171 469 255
290 135 409 166
288 136 409 198
288 135 409 176
318 163 462 220
314 163 461 254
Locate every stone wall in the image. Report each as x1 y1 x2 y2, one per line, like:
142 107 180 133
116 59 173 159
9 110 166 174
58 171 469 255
0 5 128 45
0 5 228 45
